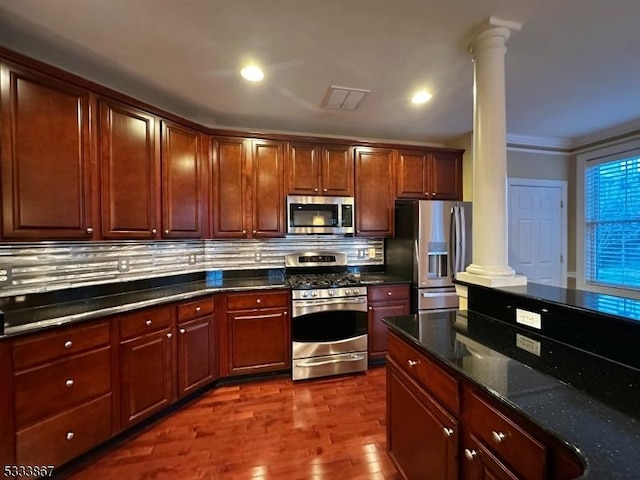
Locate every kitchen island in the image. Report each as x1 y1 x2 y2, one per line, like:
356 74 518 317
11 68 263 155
383 299 640 479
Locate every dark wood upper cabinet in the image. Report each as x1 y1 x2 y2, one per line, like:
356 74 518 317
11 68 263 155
161 120 204 239
251 139 285 237
0 63 94 240
354 146 395 237
397 150 462 201
98 99 160 239
286 142 353 196
211 137 249 238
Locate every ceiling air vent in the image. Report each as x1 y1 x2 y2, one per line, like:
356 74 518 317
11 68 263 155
321 85 370 111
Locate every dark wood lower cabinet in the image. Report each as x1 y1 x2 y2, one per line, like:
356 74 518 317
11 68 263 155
368 284 410 361
388 360 458 480
120 328 174 427
177 316 214 397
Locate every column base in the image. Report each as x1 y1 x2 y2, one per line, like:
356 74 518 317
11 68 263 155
454 284 468 310
456 271 527 288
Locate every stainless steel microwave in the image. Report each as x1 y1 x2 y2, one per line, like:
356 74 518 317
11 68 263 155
286 195 355 235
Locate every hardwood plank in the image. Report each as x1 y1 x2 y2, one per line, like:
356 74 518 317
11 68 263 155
57 367 400 479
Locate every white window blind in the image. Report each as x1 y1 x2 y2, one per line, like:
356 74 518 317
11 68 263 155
585 156 640 290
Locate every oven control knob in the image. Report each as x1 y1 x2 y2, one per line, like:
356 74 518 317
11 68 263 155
311 291 318 297
328 290 335 296
302 291 309 298
345 289 351 295
352 289 359 295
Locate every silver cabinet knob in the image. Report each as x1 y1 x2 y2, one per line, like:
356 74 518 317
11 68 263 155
443 427 454 437
164 229 169 234
368 306 373 311
424 192 429 196
167 332 173 338
242 230 247 234
284 311 287 316
86 227 94 234
64 340 73 349
256 298 261 304
65 379 74 388
387 291 392 296
314 188 319 192
407 359 418 367
491 431 506 443
464 449 477 461
252 230 257 234
151 228 157 234
179 328 186 334
66 431 75 441
145 320 152 326
323 188 327 192
195 306 201 312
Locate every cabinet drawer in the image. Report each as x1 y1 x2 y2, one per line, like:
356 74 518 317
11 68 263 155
13 321 110 370
16 393 112 467
388 332 459 414
368 284 410 303
465 389 547 480
177 296 215 323
226 290 289 311
119 305 172 340
15 347 111 428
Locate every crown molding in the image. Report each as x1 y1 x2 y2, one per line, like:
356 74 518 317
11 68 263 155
572 118 640 150
506 133 573 151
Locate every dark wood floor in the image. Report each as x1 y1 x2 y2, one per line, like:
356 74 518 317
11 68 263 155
61 366 401 479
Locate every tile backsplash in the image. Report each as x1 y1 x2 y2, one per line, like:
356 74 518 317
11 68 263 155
0 237 383 297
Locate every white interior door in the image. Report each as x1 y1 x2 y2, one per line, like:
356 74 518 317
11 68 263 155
508 179 567 286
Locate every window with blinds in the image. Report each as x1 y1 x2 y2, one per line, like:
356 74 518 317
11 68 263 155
585 155 640 290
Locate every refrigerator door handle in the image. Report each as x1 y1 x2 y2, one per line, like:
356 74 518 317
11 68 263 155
449 206 456 279
459 205 467 271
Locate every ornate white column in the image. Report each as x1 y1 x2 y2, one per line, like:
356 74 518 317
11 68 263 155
456 17 526 295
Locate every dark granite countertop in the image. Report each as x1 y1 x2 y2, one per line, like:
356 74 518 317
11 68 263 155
0 270 409 337
384 310 640 480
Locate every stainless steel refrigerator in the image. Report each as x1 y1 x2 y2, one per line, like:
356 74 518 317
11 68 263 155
385 200 472 313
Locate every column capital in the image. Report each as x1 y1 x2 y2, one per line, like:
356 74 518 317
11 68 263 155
469 16 522 54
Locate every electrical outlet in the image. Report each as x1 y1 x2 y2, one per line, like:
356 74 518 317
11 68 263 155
0 264 12 285
117 257 130 272
255 251 262 262
515 333 541 356
188 254 196 265
368 248 376 259
516 308 542 329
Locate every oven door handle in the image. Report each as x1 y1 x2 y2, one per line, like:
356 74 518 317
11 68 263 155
293 298 366 308
297 354 366 367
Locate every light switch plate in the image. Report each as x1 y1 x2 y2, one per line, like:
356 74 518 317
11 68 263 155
516 308 542 329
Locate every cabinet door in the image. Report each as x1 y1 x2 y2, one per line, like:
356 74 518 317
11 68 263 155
120 329 173 427
354 147 395 236
388 363 458 480
286 142 320 195
396 151 429 199
0 63 93 240
177 316 213 397
211 137 249 238
99 99 159 239
321 145 353 196
161 120 204 238
430 152 462 200
462 434 520 480
227 307 289 375
251 139 285 238
368 302 409 361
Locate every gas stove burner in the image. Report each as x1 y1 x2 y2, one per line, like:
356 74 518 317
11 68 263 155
287 273 360 289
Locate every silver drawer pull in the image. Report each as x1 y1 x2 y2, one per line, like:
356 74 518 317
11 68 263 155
443 427 454 437
65 379 74 388
66 431 75 441
145 320 152 326
179 328 186 334
491 430 506 443
64 340 73 349
298 354 365 367
167 332 173 339
195 306 201 312
464 449 477 461
407 359 419 367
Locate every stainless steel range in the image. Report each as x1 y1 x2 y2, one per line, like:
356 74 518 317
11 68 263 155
285 252 368 381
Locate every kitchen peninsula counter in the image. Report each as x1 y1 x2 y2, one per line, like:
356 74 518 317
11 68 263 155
384 310 640 479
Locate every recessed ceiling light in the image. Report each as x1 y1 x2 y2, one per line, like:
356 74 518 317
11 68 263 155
411 90 432 104
240 65 264 82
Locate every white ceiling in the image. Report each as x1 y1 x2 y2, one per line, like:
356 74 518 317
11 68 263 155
1 0 639 147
